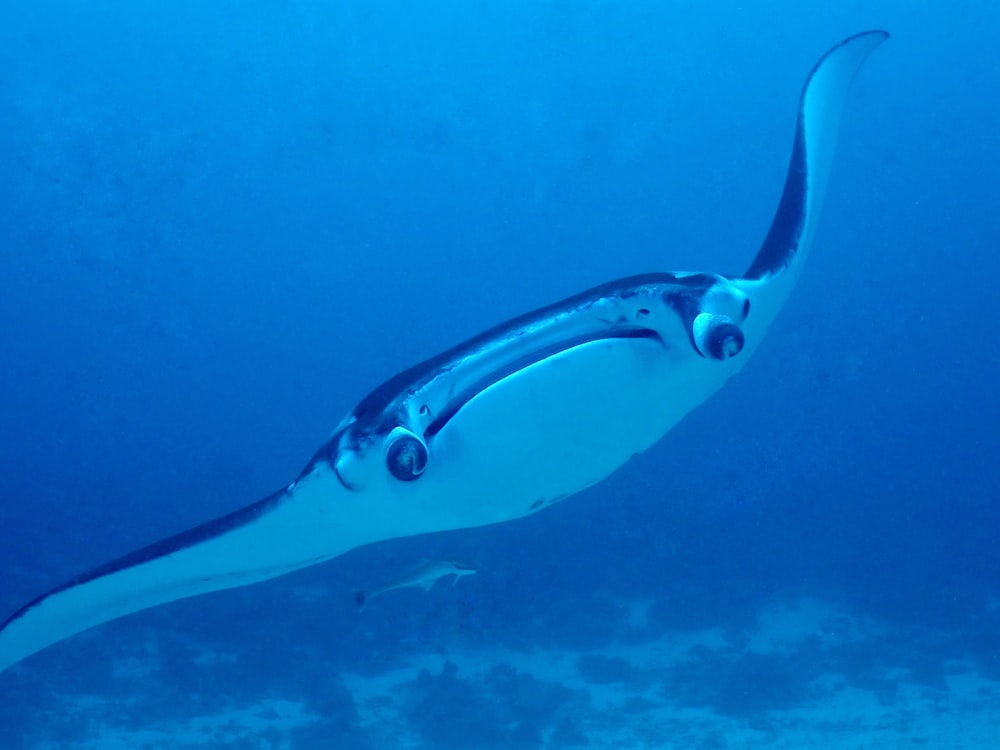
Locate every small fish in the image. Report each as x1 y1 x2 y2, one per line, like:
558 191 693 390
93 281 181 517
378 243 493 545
354 559 478 609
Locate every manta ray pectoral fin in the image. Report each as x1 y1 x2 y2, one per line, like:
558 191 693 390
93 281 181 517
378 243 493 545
0 467 350 673
738 30 888 338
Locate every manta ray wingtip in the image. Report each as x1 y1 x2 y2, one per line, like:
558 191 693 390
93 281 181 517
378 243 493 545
744 29 889 283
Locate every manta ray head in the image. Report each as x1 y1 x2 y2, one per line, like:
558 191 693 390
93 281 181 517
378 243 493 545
322 270 755 512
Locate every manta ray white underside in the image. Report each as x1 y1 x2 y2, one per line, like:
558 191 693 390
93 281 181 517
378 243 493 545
0 31 888 674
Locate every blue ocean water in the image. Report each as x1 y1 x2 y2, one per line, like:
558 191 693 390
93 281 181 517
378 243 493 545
0 1 997 748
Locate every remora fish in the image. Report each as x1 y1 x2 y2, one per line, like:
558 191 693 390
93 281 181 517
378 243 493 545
354 559 479 609
0 31 888 674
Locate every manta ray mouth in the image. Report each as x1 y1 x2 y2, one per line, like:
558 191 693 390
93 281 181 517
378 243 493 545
423 328 664 440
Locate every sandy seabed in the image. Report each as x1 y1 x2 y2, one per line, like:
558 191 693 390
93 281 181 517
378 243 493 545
25 597 1000 749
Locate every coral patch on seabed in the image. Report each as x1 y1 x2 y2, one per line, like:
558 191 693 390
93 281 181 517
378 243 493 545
6 598 1000 749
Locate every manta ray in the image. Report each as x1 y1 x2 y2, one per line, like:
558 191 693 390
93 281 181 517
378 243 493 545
0 31 887 674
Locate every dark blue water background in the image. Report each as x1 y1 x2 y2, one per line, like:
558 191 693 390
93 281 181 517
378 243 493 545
0 0 997 745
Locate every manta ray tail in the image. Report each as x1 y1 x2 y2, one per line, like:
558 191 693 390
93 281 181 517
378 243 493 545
736 30 888 336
